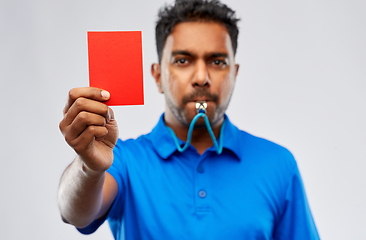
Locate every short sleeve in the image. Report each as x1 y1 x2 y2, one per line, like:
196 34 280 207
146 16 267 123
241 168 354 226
274 164 320 240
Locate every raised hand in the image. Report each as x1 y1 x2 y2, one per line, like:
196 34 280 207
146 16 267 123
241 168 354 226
59 87 118 173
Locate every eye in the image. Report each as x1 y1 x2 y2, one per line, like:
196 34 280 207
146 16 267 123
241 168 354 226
175 58 189 65
211 59 227 67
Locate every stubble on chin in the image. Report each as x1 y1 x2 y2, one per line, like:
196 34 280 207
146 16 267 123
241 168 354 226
165 88 231 128
165 94 189 126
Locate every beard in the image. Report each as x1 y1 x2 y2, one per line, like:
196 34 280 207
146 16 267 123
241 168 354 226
165 88 223 128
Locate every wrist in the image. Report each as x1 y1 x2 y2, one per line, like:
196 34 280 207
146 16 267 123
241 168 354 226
75 155 106 178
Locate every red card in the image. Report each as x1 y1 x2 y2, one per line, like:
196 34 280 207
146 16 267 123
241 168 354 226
87 31 144 106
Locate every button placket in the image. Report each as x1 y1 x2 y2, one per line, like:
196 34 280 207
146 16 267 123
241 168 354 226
194 155 210 213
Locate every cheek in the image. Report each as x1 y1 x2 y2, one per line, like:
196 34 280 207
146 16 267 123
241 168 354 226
218 76 235 103
167 68 180 94
166 66 193 96
161 66 183 105
161 66 175 92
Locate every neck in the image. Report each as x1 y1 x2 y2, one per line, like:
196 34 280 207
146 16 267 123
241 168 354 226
164 110 224 155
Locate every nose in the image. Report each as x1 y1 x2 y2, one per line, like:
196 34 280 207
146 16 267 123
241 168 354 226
192 60 211 87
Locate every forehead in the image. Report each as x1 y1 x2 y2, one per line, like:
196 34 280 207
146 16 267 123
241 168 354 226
164 21 233 56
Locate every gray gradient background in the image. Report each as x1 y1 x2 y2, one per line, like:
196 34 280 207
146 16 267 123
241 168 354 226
1 0 365 239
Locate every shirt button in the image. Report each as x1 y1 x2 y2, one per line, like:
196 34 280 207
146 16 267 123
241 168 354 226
199 190 206 198
197 166 204 173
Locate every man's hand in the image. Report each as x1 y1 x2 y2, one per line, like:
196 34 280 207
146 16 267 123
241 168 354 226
59 87 118 173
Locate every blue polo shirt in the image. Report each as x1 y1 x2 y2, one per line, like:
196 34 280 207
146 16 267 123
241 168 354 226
79 114 319 239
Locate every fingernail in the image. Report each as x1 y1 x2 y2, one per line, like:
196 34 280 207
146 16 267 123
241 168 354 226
101 90 110 99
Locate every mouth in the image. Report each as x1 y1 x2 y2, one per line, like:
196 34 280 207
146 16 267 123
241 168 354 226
188 96 216 103
182 90 219 105
189 99 212 103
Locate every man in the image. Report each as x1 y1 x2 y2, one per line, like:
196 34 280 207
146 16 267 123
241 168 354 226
58 0 320 239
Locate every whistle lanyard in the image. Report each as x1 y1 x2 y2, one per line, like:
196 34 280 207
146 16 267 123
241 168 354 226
167 109 226 155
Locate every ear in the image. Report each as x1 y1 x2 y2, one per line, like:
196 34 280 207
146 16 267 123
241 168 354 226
235 64 239 77
151 63 163 93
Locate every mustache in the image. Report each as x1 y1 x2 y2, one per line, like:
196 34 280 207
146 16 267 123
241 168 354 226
182 88 219 105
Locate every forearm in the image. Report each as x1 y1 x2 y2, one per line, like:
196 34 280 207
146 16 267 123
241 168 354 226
58 155 106 228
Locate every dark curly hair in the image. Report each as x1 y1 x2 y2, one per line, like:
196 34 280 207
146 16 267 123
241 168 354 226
155 0 240 63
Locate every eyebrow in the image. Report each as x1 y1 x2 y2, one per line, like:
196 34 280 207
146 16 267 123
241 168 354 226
171 50 228 58
208 53 228 58
171 50 195 57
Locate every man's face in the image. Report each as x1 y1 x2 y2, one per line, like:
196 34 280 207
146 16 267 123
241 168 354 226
152 21 239 127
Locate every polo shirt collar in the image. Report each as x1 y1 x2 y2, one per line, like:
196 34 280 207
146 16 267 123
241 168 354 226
221 114 242 159
148 114 178 159
148 113 242 160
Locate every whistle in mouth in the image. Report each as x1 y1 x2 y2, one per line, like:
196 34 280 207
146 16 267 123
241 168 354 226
196 101 208 113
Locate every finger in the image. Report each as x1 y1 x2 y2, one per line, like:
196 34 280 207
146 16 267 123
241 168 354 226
108 107 114 121
66 111 107 140
72 126 110 172
63 87 110 115
62 97 110 127
71 126 108 155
